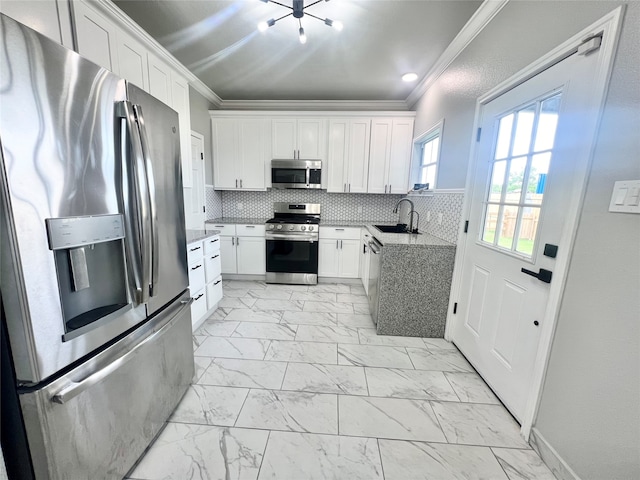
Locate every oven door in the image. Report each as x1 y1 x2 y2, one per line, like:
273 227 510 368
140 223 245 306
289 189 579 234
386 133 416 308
266 234 319 285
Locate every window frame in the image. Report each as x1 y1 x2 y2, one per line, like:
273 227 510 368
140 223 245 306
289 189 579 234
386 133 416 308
411 120 443 190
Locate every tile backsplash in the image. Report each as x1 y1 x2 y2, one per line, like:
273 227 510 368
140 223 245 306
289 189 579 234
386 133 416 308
205 187 465 244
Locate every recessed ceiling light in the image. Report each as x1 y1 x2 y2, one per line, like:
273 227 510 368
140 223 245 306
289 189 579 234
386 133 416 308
402 73 418 82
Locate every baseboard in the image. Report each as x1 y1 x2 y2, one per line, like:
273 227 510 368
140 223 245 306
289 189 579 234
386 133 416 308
530 427 581 480
222 274 266 282
318 277 361 285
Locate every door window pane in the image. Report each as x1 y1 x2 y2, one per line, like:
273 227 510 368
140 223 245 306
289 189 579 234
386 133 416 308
495 114 513 160
489 160 507 202
525 153 551 205
534 94 561 152
516 207 541 255
480 92 562 258
482 204 500 244
512 105 536 156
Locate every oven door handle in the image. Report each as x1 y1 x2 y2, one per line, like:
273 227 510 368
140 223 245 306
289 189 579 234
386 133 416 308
266 234 318 242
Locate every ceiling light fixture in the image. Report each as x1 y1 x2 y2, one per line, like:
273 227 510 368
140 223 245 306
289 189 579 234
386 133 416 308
402 72 419 82
257 0 343 43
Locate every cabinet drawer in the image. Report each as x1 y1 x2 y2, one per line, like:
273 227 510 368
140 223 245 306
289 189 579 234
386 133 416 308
187 241 204 264
206 276 223 310
207 224 236 236
319 227 361 240
204 235 221 255
236 224 265 237
205 252 222 282
188 259 206 292
191 287 207 327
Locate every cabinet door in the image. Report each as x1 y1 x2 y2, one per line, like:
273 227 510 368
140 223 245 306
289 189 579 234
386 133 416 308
272 119 296 159
212 119 239 189
206 276 223 310
298 119 325 160
148 55 172 106
368 119 393 194
326 120 348 193
339 240 361 278
318 239 340 277
116 31 149 91
72 1 118 72
347 118 371 193
171 73 192 187
220 236 237 274
387 118 414 194
236 237 266 275
238 118 266 190
1 0 70 46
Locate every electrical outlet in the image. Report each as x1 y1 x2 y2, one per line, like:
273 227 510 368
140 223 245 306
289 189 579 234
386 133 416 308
426 211 431 222
437 212 443 225
237 202 243 211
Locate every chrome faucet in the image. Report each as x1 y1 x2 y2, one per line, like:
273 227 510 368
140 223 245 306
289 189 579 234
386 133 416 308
393 198 417 233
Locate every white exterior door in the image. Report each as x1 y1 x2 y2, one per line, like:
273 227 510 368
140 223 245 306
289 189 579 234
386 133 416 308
454 44 604 422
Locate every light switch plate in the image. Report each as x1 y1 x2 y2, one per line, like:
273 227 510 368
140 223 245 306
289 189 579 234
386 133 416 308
609 180 640 213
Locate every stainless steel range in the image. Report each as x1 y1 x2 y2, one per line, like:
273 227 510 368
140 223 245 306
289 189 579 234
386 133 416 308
265 203 321 285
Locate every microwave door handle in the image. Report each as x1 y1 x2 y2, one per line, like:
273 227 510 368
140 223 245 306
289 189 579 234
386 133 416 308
116 101 149 304
306 166 310 187
132 104 158 296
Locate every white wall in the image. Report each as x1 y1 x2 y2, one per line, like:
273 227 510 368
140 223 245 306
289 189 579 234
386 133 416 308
411 1 640 478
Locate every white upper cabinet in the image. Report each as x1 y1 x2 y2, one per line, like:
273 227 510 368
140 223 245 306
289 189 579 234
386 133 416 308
272 118 326 160
72 1 119 72
1 0 73 47
115 31 149 91
171 73 192 187
327 118 371 193
148 55 172 106
368 117 415 194
212 117 267 190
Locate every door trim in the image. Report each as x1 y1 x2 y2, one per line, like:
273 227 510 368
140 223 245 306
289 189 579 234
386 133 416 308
446 6 624 439
189 130 206 229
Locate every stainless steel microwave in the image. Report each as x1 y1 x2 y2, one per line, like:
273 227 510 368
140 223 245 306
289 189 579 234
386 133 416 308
271 159 322 189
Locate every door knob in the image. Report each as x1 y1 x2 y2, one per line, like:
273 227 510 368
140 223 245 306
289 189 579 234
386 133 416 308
521 267 552 283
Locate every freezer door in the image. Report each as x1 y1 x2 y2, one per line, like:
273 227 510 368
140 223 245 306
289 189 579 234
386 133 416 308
126 84 189 317
0 14 150 383
20 293 194 480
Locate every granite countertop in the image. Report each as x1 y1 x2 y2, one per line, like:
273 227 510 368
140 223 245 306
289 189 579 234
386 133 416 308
365 225 454 247
186 229 220 244
206 218 268 225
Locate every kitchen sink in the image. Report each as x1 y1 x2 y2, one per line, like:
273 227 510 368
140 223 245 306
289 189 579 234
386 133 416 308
374 224 421 234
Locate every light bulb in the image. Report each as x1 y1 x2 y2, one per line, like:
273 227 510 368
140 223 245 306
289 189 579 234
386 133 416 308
333 21 343 31
299 27 307 44
258 21 268 32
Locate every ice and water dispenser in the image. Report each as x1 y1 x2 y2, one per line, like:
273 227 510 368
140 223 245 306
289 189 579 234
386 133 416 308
46 214 130 341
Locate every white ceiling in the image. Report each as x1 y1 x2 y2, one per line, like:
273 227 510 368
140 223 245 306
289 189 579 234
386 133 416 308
112 0 483 102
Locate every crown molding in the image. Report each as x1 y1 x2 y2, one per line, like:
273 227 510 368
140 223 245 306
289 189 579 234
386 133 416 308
218 100 410 111
405 0 510 108
90 0 222 107
209 110 416 117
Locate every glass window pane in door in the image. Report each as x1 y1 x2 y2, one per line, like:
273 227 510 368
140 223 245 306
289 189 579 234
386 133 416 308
489 160 507 202
525 153 551 205
516 207 541 255
534 94 561 152
495 114 514 159
497 205 519 250
482 204 500 244
506 156 527 203
512 105 536 156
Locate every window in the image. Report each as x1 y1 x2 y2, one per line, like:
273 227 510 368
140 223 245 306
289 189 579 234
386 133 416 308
413 121 442 190
480 92 561 257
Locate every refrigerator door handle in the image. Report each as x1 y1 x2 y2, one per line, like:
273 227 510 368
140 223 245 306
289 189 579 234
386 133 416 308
117 101 150 304
51 297 193 405
132 104 159 297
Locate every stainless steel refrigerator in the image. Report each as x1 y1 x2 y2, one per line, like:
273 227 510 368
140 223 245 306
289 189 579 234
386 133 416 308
0 13 193 479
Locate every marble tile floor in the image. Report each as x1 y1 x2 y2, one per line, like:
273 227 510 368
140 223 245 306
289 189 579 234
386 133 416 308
128 280 556 480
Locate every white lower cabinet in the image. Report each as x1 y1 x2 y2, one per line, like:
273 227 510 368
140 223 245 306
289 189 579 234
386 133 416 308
318 227 361 278
207 224 266 275
187 234 223 330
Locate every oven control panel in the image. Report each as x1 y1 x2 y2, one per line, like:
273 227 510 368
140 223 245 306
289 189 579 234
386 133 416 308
266 224 317 233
